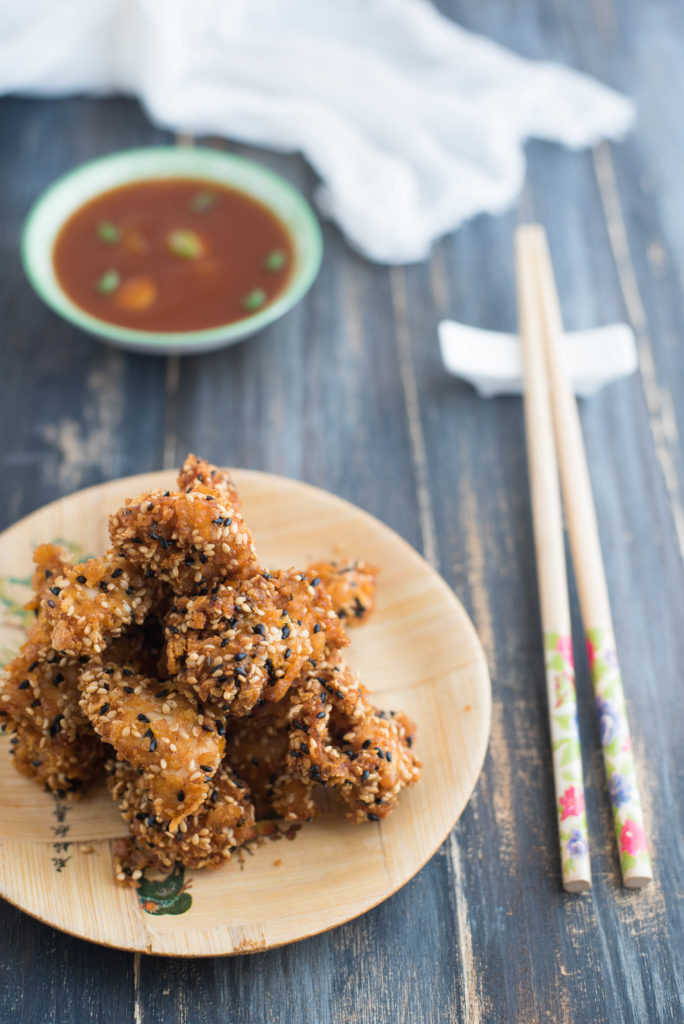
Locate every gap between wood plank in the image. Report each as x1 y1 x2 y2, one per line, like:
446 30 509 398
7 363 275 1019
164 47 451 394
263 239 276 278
592 142 684 567
389 266 440 570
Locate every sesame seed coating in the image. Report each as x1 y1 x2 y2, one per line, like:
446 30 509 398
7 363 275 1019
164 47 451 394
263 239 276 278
0 621 104 795
177 453 241 510
79 663 224 828
164 574 315 715
41 551 157 657
284 656 421 823
306 559 379 626
108 759 256 880
109 485 259 594
227 699 317 822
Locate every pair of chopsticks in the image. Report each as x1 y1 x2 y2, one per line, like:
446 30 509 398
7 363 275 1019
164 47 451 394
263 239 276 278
515 225 652 893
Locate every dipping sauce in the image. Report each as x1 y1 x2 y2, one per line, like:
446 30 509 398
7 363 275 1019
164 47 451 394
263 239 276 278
52 178 294 332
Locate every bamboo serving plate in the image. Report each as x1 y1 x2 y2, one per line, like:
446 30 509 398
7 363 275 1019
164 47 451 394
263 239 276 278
0 470 491 956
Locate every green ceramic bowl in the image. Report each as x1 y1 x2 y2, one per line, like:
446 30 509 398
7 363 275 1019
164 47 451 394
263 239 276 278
21 147 322 356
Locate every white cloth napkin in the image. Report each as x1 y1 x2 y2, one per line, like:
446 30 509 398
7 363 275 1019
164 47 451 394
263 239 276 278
0 0 635 264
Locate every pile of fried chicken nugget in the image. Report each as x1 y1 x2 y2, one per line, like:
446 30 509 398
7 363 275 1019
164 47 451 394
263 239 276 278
0 457 421 884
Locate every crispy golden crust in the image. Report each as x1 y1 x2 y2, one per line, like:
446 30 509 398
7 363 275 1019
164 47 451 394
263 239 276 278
11 721 104 796
177 454 241 509
109 486 259 594
227 700 317 821
269 569 349 663
164 575 314 715
306 559 379 626
25 543 72 611
108 759 256 881
285 658 421 823
0 621 104 795
79 664 224 827
41 551 156 657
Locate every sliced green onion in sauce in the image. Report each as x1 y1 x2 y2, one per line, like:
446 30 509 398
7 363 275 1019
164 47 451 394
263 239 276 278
167 229 204 260
97 221 121 244
263 248 287 272
189 190 217 213
96 269 120 294
243 288 267 311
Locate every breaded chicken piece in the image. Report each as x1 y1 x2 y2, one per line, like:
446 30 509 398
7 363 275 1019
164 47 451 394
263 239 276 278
109 485 259 594
108 759 256 882
306 559 379 626
286 658 421 823
41 550 156 657
164 574 313 715
0 621 104 795
25 543 72 612
177 453 241 509
79 664 224 828
269 569 349 664
227 700 316 821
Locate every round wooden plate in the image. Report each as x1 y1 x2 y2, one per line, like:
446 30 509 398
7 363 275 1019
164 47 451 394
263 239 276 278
0 470 491 956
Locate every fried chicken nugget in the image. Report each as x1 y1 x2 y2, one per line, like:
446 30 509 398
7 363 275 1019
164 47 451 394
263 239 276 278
25 543 72 612
79 664 224 828
109 486 259 594
177 453 241 509
286 658 421 823
269 569 349 663
227 700 317 821
0 621 104 795
41 550 156 657
306 559 379 626
164 574 313 715
108 759 256 882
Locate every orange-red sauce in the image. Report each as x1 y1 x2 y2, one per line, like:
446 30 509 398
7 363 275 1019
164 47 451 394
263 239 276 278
53 178 294 332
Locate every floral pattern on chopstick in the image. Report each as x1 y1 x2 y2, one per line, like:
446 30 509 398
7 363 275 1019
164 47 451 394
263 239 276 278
586 625 651 882
544 632 591 887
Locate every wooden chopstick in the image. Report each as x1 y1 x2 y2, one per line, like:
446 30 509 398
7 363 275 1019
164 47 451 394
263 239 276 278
530 225 653 889
515 227 592 893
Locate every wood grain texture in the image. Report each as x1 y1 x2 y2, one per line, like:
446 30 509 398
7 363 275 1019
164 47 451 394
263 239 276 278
0 0 682 1018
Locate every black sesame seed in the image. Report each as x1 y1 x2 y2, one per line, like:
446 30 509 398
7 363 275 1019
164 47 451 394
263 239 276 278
253 623 266 637
126 586 135 595
199 764 213 772
47 599 55 609
28 661 39 672
144 728 154 739
137 713 150 723
49 714 63 737
111 567 123 578
76 575 87 584
284 648 291 660
53 673 64 686
215 721 226 736
154 690 168 699
234 652 247 662
220 638 230 648
31 759 42 767
123 686 134 694
316 710 326 719
49 586 61 596
361 769 370 782
368 813 380 821
376 748 384 759
30 698 40 707
177 790 185 802
122 669 133 677
18 680 30 690
167 624 180 635
99 703 110 715
313 623 321 633
199 553 208 564
385 751 392 762
362 739 371 749
149 738 157 752
163 490 170 497
310 577 320 587
145 568 156 578
184 555 195 566
281 624 290 639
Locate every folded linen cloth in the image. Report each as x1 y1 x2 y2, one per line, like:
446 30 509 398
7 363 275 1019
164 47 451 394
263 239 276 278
0 0 635 263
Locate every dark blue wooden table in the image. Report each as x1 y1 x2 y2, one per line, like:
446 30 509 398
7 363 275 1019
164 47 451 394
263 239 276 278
0 1 682 1021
